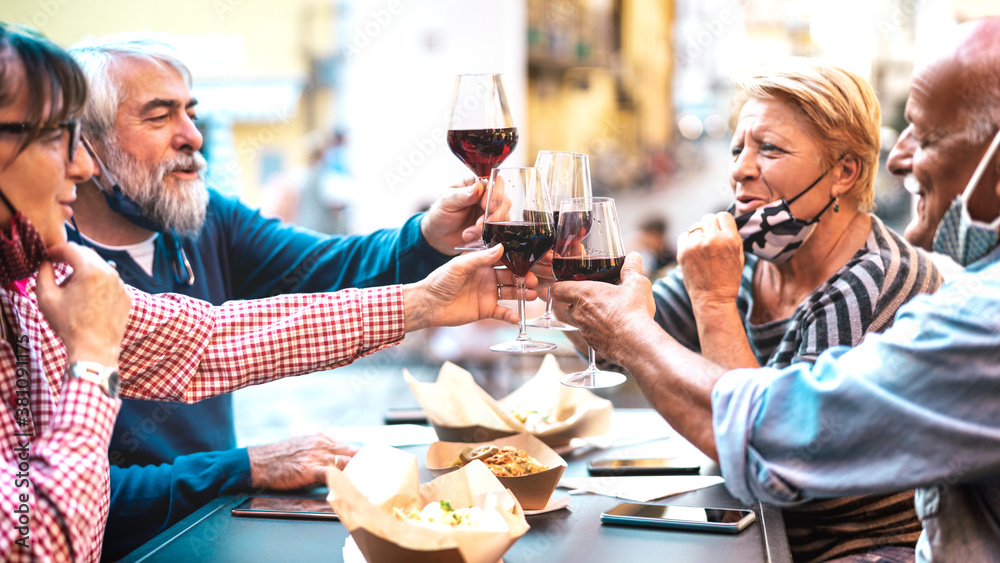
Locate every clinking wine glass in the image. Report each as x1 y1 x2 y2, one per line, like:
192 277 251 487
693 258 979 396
482 167 556 353
553 197 628 388
527 150 592 331
447 73 518 252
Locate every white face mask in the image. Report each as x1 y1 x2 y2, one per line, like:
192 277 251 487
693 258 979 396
931 128 1000 266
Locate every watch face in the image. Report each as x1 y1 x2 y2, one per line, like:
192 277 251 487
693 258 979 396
107 370 121 398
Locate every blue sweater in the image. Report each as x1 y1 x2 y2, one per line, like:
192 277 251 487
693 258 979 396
84 190 451 560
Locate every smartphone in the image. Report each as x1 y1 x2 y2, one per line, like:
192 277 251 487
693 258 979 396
601 502 754 533
230 497 339 521
383 407 429 425
587 457 701 476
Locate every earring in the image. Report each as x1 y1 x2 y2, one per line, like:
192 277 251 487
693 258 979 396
833 198 840 213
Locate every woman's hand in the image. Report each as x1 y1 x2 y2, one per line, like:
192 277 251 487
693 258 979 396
35 243 132 366
677 212 745 310
680 212 759 370
402 245 538 331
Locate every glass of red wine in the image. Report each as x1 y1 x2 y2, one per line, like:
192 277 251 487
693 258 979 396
527 150 592 331
553 197 628 388
447 73 518 251
483 167 556 353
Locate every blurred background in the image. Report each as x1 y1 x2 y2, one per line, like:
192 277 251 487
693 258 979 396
4 0 995 440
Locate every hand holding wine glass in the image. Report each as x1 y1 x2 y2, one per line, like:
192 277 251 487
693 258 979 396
552 197 628 388
528 150 592 331
447 73 518 251
483 167 556 353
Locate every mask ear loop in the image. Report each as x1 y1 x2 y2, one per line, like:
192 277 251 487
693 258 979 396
960 128 1000 206
79 137 196 286
784 155 847 224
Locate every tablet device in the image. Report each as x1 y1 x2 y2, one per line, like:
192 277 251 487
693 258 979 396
230 497 339 521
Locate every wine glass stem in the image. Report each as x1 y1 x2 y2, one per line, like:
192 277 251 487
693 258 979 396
585 346 599 386
515 275 531 342
542 291 555 319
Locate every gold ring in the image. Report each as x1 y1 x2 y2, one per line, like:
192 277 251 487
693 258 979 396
497 285 503 301
687 225 704 234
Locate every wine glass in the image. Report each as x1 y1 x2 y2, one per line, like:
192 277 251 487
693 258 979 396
447 73 519 251
483 167 556 353
553 197 628 388
527 150 592 331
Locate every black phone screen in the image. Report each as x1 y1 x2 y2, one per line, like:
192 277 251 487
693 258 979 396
587 457 701 476
231 497 339 521
604 503 749 523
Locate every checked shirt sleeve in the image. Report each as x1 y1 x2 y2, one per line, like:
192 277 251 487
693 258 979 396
117 286 405 401
0 379 119 562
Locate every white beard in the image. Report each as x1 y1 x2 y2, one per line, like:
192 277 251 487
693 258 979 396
102 140 209 237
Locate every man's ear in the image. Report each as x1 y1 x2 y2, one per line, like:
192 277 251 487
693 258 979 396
832 154 862 198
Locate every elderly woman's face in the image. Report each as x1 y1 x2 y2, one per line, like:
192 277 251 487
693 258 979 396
0 58 93 248
729 97 835 217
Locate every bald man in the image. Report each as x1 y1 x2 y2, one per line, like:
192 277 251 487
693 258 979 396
554 17 1000 562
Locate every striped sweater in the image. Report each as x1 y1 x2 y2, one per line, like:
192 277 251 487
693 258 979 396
652 215 943 562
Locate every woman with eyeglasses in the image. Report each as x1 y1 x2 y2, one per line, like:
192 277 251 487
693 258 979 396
0 24 534 561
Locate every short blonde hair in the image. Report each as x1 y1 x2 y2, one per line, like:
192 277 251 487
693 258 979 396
732 60 881 211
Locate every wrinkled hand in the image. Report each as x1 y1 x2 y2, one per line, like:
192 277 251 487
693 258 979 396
677 212 744 310
36 243 131 366
248 433 359 490
420 178 486 254
552 252 656 365
403 245 538 331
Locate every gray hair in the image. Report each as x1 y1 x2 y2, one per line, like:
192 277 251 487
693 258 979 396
67 33 192 144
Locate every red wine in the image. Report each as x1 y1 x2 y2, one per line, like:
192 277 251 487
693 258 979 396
483 221 553 277
553 210 592 254
447 127 518 179
552 256 625 284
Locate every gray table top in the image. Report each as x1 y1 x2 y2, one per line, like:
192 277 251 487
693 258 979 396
121 410 791 563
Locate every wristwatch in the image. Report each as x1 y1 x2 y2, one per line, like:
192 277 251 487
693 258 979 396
65 361 120 399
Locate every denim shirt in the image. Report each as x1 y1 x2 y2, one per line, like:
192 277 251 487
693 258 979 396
713 245 1000 562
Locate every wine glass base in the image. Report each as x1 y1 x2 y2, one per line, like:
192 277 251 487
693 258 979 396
490 339 557 354
560 369 626 389
526 316 578 331
455 241 489 252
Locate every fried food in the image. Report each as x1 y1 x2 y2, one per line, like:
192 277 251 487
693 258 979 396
451 445 548 477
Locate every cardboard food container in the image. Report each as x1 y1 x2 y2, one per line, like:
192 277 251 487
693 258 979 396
327 445 529 563
498 355 613 447
405 355 612 448
426 433 567 510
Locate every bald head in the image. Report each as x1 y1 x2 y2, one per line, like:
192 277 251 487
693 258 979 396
938 16 1000 144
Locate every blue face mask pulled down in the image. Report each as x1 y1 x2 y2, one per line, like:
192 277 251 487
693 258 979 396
71 138 196 286
932 128 1000 267
730 163 838 264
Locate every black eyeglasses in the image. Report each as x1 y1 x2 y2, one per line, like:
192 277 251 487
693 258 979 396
0 120 82 162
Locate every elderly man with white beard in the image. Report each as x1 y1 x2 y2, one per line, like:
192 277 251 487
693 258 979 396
66 34 492 560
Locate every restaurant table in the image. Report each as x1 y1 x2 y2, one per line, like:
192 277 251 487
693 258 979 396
120 409 791 562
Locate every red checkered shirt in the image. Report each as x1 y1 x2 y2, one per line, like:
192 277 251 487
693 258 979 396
0 263 404 562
